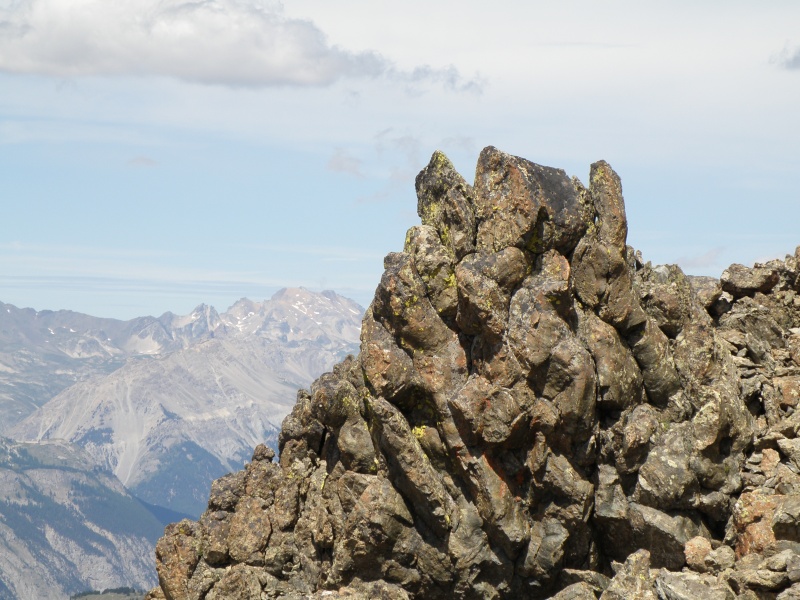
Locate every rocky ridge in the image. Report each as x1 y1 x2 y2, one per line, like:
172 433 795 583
151 147 800 599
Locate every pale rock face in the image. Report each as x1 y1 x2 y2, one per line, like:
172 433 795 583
152 148 800 599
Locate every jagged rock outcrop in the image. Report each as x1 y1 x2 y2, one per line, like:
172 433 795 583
150 147 800 599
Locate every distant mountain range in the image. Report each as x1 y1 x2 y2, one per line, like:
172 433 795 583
0 288 364 596
0 300 222 432
10 288 363 516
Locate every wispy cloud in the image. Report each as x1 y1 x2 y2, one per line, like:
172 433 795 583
375 130 423 166
676 247 724 270
395 65 485 96
0 246 291 308
350 130 479 205
532 41 636 49
0 117 153 145
0 243 244 288
238 242 384 262
326 147 363 178
0 274 263 295
0 273 287 317
354 129 425 204
0 241 384 273
0 0 482 92
439 135 476 155
772 43 800 69
0 241 382 315
127 155 158 167
0 241 179 262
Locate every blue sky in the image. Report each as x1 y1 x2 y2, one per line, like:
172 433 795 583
1 1 799 318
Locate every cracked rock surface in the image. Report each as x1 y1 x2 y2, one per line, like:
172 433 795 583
150 147 800 599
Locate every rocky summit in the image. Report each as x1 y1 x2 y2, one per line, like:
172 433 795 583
149 147 800 600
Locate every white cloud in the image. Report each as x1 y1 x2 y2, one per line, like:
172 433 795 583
0 0 482 91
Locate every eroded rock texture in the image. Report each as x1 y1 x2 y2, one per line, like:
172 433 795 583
150 147 800 600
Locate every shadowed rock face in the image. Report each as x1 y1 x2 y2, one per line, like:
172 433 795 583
149 147 800 600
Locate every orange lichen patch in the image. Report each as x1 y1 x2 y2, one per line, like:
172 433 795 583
761 448 781 478
731 491 780 557
684 536 712 572
774 376 800 409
